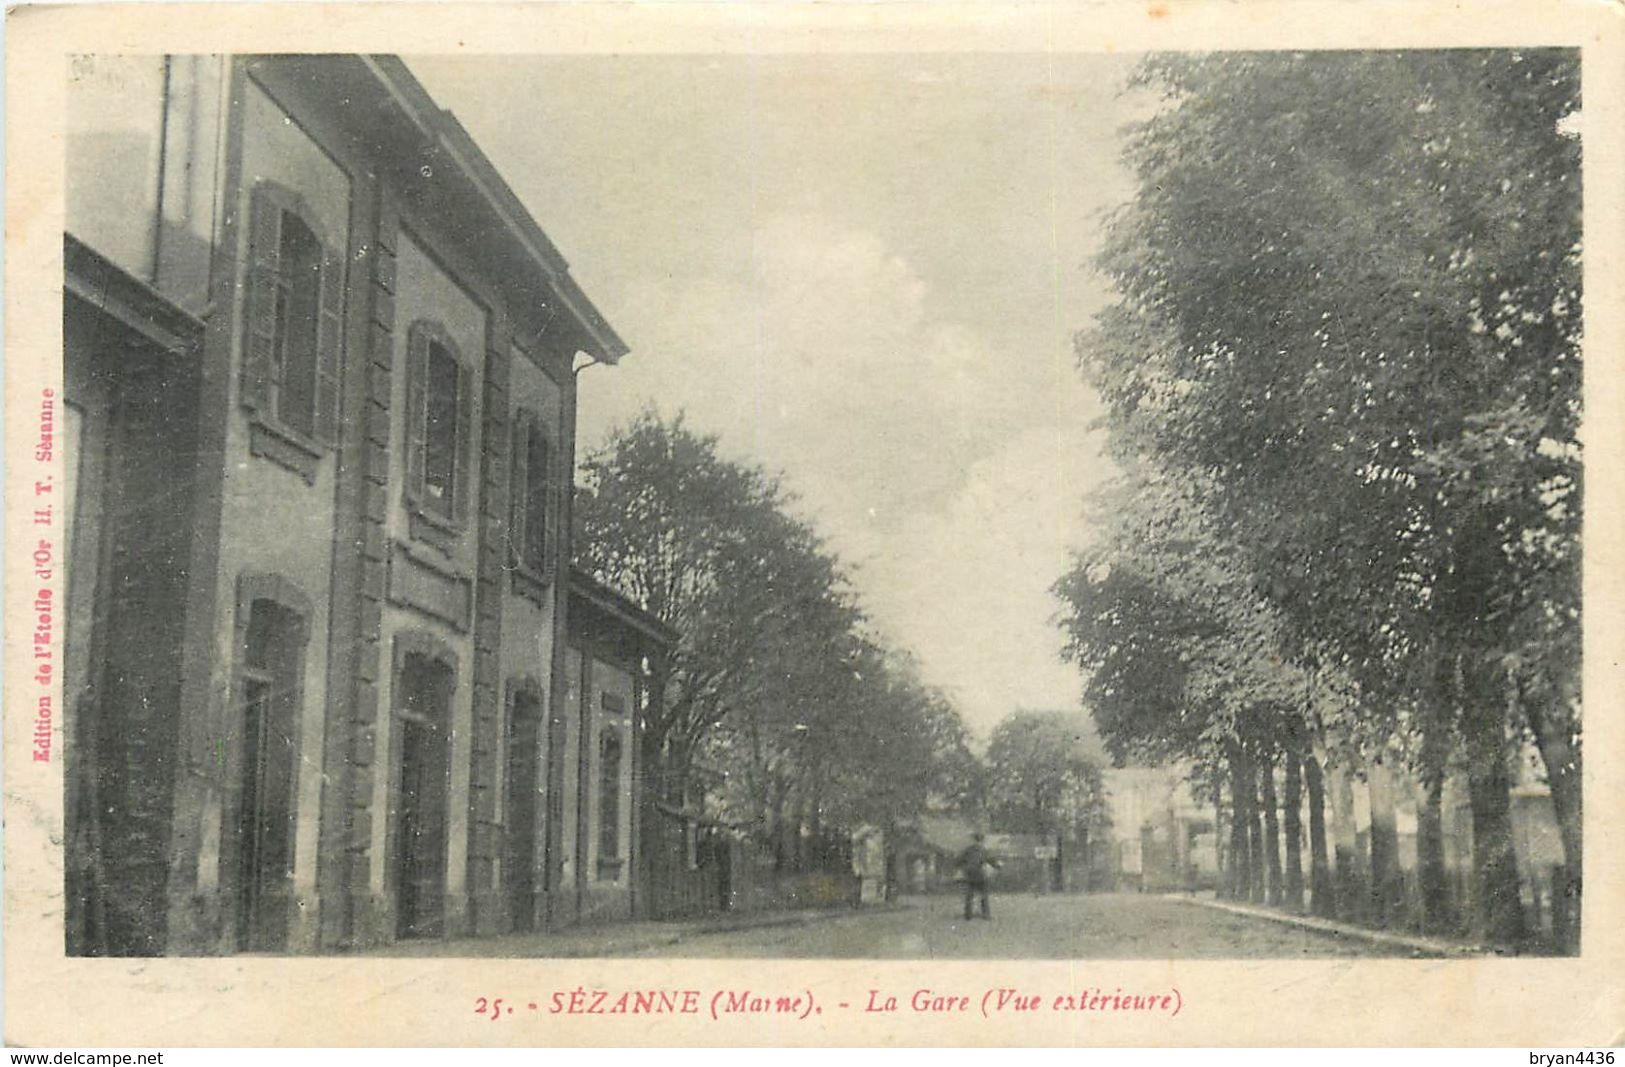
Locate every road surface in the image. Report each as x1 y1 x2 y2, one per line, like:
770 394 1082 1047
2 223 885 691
367 892 1433 958
626 892 1421 958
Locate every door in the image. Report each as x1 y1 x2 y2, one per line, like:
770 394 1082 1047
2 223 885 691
543 697 568 926
395 655 451 940
504 692 542 932
235 600 302 952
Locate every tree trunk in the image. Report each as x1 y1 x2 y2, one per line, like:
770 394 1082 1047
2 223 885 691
1304 751 1333 918
1415 771 1448 932
1261 747 1283 907
1247 747 1266 905
1328 759 1363 921
667 735 692 807
768 787 789 871
1227 746 1252 901
790 795 807 873
1367 759 1402 927
1416 685 1453 934
1520 686 1582 953
1461 663 1526 946
1283 744 1305 914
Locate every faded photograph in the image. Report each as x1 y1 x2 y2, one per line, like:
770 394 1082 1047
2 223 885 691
61 51 1581 961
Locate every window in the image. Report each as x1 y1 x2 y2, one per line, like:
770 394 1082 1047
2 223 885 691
275 218 324 439
423 342 460 514
405 322 474 540
242 182 342 475
597 728 623 878
509 409 558 588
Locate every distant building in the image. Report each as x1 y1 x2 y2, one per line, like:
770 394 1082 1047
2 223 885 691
63 55 633 955
894 815 975 894
1100 764 1218 893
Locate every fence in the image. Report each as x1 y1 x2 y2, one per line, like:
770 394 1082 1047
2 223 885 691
642 806 863 919
725 845 861 913
642 805 725 920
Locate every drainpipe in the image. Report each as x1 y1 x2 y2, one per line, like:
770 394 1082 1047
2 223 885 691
149 55 173 286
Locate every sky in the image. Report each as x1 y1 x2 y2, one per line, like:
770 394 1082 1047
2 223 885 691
409 54 1141 738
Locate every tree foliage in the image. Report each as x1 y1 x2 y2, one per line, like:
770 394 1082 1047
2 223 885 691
985 711 1109 843
575 410 981 856
1058 50 1581 944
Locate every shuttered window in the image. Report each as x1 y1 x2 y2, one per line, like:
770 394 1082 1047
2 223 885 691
405 321 474 533
508 409 559 585
242 182 342 453
423 343 459 515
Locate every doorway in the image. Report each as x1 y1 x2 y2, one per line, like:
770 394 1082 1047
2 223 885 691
504 690 543 932
235 599 304 952
394 653 454 940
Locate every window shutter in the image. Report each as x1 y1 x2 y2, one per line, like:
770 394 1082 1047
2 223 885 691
405 326 430 505
544 435 563 584
452 361 476 525
508 410 531 567
313 249 345 447
242 189 282 414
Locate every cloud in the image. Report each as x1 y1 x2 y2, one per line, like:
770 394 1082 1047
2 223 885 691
588 214 1050 515
861 420 1112 734
578 212 1114 734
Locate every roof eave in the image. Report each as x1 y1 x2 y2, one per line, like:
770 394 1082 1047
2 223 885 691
363 55 630 364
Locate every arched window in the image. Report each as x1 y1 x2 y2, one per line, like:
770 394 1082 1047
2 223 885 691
390 633 459 940
503 681 545 932
229 574 312 953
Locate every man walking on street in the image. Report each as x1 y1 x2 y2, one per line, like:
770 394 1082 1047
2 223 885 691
957 832 1001 921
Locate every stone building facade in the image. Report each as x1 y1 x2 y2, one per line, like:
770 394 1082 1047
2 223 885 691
62 54 637 955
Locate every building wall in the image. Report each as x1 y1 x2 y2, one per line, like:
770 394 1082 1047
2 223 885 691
64 54 227 955
65 54 616 955
66 56 166 275
66 55 224 310
61 394 91 716
187 77 353 953
494 348 565 927
61 301 202 954
558 646 584 912
580 655 634 921
367 227 489 939
1101 764 1218 891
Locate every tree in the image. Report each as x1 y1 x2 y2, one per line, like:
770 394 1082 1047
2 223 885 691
985 711 1111 883
576 410 983 863
575 410 841 791
1056 463 1324 905
1073 50 1580 943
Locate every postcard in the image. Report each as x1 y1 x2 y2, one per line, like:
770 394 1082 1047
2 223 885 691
5 0 1623 1048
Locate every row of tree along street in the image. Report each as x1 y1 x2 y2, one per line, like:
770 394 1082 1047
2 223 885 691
573 415 1113 896
574 413 984 876
1055 51 1581 951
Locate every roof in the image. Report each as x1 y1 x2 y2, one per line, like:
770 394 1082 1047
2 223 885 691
568 567 680 651
261 55 628 364
65 235 205 355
